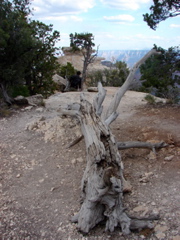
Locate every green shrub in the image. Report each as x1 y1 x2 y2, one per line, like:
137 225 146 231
12 85 30 98
144 94 156 104
161 87 180 104
140 46 180 100
87 70 104 87
57 62 77 79
0 106 11 117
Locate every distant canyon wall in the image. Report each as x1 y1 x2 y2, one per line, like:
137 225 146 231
57 48 150 73
98 50 150 67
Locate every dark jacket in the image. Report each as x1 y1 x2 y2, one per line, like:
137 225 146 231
69 75 81 89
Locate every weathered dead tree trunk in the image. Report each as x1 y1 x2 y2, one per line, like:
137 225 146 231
61 49 161 234
0 83 15 105
72 96 131 233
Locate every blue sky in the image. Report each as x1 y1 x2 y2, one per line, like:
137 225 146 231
31 0 180 50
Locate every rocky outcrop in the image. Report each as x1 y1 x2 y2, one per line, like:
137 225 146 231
52 74 67 86
26 94 44 106
57 47 107 73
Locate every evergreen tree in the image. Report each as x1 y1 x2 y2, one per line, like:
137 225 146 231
140 46 180 97
143 0 180 30
87 61 129 87
0 0 60 104
69 32 97 87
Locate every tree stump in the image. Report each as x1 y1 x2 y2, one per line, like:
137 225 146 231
60 49 161 234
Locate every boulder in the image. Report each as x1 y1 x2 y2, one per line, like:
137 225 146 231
87 87 98 92
26 94 44 106
14 96 28 105
52 74 67 86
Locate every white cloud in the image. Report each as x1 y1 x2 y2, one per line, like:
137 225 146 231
100 0 151 10
32 0 95 16
70 16 83 22
170 24 180 28
95 31 166 50
104 15 135 22
38 15 83 22
135 34 162 40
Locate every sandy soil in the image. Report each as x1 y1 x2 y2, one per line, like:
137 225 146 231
0 88 180 240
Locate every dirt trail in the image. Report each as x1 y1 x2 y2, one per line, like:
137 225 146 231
0 88 180 240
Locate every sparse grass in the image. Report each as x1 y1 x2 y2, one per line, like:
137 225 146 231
0 107 11 117
144 94 156 104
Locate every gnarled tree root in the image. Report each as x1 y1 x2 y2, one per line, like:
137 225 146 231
71 210 159 234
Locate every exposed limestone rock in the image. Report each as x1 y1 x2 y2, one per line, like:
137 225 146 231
26 94 44 106
148 151 157 161
154 225 168 239
24 106 33 111
52 74 67 86
58 47 108 73
14 96 28 105
164 155 174 161
13 94 44 107
87 87 98 92
139 172 154 183
26 116 81 143
133 205 149 214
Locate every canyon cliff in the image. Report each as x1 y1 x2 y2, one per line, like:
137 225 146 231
57 47 107 73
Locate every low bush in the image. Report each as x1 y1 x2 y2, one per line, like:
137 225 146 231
144 94 156 104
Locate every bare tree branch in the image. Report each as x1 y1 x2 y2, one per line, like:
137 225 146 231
93 82 107 116
104 49 159 122
117 141 168 151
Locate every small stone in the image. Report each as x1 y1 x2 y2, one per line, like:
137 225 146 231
155 231 166 239
39 178 44 183
16 174 21 178
24 106 33 111
14 95 28 105
154 224 168 240
148 151 157 161
40 230 46 237
133 205 148 213
36 107 44 112
151 201 156 206
152 208 160 215
76 157 84 163
123 179 132 193
164 155 174 161
140 235 145 239
155 225 168 233
144 172 154 177
87 87 98 92
172 236 180 240
71 159 76 164
139 177 149 183
139 172 153 183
